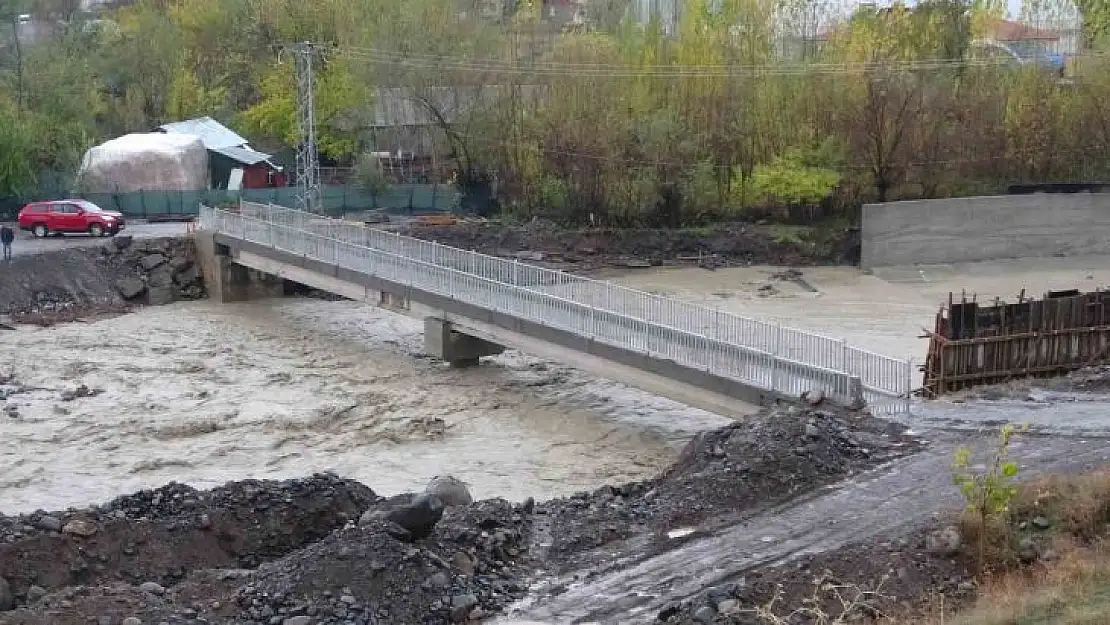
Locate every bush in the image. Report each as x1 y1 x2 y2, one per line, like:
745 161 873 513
952 423 1026 569
354 152 391 197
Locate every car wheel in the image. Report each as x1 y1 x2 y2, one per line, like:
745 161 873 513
32 224 48 238
89 223 104 237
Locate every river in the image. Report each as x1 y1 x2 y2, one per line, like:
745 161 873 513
3 256 1107 513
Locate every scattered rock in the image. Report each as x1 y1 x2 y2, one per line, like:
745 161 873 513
426 475 473 507
139 581 166 596
1032 516 1052 529
147 266 174 288
1019 537 1039 563
146 286 176 307
121 618 142 625
25 585 46 603
449 593 479 622
693 605 717 623
926 525 963 556
452 549 478 576
61 518 98 537
140 253 167 270
717 599 739 614
35 515 62 532
115 277 147 300
803 388 826 405
282 617 313 625
174 265 200 286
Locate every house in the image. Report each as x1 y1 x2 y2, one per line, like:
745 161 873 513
156 117 287 190
804 9 1078 60
980 17 1078 56
368 85 545 182
541 0 681 33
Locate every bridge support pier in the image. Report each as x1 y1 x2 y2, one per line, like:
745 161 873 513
195 231 284 303
424 317 505 368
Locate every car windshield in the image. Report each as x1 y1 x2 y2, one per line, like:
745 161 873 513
75 201 105 213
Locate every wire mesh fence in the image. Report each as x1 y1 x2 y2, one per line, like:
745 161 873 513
1 184 462 221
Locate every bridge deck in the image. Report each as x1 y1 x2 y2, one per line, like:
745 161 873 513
200 202 912 412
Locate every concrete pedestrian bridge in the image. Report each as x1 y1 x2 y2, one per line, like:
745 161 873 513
197 202 912 417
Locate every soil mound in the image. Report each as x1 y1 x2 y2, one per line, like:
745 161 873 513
0 474 376 609
534 403 919 571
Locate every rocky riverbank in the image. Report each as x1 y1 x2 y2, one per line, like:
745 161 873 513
0 399 921 625
0 236 204 325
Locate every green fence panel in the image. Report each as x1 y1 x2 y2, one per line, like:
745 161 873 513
11 184 468 220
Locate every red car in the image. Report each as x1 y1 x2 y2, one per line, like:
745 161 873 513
18 199 126 238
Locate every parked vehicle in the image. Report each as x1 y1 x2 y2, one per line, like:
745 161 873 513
17 200 126 238
969 39 1067 77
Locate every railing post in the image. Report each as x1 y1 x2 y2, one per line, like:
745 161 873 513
904 356 914 412
772 323 783 393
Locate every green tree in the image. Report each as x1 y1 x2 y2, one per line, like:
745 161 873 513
1075 0 1110 48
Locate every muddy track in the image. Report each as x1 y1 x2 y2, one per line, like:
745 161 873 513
513 433 1110 624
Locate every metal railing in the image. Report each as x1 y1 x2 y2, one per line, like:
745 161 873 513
201 201 914 412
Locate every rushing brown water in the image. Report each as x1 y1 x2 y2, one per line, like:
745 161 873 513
0 299 729 514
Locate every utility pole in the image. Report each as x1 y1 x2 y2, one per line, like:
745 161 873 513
293 41 321 213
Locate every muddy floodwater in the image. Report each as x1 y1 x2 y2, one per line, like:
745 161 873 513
4 255 1109 513
0 299 727 513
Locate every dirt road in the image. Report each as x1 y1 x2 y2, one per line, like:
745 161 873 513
507 432 1110 624
1 222 188 258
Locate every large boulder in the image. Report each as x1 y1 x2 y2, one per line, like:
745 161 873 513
76 133 209 194
358 493 445 541
425 475 473 507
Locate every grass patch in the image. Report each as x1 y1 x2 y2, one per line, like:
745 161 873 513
768 224 812 245
947 542 1110 625
957 470 1110 571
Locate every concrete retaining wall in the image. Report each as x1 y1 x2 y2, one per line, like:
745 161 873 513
861 193 1110 269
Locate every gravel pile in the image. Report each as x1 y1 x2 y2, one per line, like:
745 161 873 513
231 499 532 624
534 402 919 571
0 474 376 614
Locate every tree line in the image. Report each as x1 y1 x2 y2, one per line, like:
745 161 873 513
1 0 1108 226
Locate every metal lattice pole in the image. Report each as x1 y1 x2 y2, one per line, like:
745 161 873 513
294 41 321 213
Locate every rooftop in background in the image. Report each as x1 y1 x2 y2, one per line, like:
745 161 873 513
156 117 280 170
810 13 1065 44
158 117 252 151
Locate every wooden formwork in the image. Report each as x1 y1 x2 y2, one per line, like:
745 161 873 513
921 288 1110 397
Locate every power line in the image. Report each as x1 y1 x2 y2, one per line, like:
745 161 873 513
337 44 1108 77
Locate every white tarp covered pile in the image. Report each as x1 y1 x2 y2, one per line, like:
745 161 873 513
75 133 209 193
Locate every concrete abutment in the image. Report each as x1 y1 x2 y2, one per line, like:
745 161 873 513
194 231 284 303
423 317 506 368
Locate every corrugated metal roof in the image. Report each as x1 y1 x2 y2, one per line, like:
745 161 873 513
211 145 273 166
158 117 250 150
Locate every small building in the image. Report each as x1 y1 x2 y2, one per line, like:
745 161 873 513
156 117 287 190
